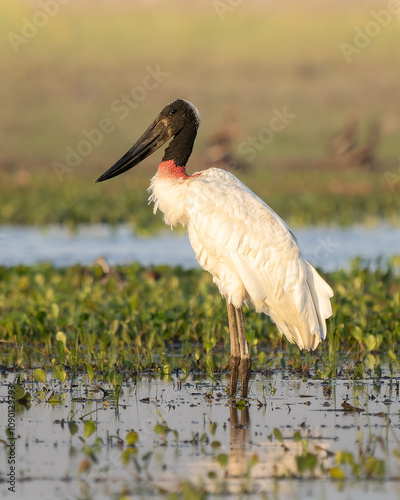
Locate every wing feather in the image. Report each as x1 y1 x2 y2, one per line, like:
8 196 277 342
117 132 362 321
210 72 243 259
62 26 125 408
185 168 333 350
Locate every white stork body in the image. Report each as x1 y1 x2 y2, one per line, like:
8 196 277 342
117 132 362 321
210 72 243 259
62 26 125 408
149 166 333 351
97 98 334 397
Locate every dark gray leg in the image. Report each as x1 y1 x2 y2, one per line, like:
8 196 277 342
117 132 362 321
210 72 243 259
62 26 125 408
235 306 251 398
227 301 240 397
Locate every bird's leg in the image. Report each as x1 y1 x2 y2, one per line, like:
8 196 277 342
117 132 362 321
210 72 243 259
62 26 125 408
235 306 251 398
227 301 240 398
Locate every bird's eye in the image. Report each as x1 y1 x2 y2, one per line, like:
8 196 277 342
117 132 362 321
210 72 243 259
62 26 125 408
169 109 177 115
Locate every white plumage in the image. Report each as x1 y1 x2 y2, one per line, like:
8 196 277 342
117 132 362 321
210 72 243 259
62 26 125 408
149 167 333 351
96 98 334 397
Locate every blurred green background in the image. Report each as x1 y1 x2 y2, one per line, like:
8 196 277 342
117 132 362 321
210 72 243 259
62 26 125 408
1 0 400 230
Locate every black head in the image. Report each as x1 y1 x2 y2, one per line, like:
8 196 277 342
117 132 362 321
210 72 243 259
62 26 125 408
160 98 201 135
96 99 201 183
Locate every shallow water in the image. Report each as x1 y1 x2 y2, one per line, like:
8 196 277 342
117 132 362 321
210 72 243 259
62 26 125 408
0 224 399 271
1 370 400 499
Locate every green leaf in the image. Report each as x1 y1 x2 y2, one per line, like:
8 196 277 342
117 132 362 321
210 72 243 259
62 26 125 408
364 334 376 352
258 351 267 365
330 467 346 479
273 428 284 443
94 437 103 447
217 454 228 467
293 431 302 443
47 392 64 405
84 444 98 463
296 453 317 473
200 433 208 443
52 365 66 383
142 451 152 464
126 430 139 446
352 326 364 341
33 368 46 385
365 456 386 478
235 399 246 409
68 421 79 436
209 422 217 436
154 424 167 435
84 420 96 440
160 363 171 375
110 319 120 336
36 390 47 401
56 330 66 344
14 384 25 401
113 371 123 385
56 331 70 353
51 302 59 319
335 450 354 466
121 447 138 465
16 389 31 405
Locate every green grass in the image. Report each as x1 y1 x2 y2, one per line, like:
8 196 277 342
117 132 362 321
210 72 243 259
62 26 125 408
1 164 399 231
1 260 399 376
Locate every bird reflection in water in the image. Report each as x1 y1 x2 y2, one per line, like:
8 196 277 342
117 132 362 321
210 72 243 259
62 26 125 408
228 406 251 480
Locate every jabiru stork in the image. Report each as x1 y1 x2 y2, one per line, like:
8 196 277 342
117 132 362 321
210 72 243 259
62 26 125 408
96 99 334 398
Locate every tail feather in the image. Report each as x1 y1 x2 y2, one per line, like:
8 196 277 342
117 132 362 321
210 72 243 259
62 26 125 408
305 262 333 340
264 262 333 351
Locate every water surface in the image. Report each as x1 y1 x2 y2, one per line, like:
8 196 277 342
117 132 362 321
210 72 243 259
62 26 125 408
0 224 399 271
1 370 399 499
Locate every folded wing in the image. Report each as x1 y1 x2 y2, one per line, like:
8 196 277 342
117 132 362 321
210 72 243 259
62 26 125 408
186 169 333 350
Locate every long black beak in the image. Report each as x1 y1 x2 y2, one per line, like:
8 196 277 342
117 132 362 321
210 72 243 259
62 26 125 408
96 117 173 183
